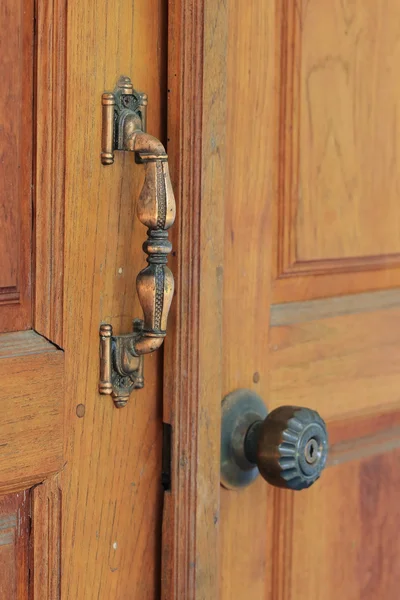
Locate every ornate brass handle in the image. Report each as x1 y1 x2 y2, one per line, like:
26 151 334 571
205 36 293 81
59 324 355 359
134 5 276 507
99 76 175 407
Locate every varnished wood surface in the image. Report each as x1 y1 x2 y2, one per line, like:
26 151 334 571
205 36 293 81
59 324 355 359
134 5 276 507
286 448 400 600
297 1 400 261
34 0 66 347
61 2 166 597
161 1 226 598
272 0 400 303
0 3 66 594
269 306 400 421
220 1 275 599
271 288 400 326
30 477 62 599
0 491 30 599
0 330 59 358
0 342 63 492
0 0 33 331
216 1 400 600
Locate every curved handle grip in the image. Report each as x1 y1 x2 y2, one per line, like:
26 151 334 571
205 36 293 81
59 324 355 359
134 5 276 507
98 77 176 407
134 142 176 355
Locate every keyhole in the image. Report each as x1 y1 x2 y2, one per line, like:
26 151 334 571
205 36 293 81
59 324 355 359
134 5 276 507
304 438 320 465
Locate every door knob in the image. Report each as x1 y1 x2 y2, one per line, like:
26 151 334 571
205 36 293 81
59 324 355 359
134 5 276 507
220 389 328 490
98 76 175 408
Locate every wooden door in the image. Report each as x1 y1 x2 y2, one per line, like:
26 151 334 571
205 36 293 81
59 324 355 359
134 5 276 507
162 1 400 599
0 1 166 597
0 1 64 596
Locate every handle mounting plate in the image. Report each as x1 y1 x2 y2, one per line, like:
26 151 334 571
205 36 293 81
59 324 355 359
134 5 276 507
101 75 148 165
99 322 144 408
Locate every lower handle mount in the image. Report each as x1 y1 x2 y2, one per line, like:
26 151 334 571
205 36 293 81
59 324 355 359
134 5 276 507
99 322 145 408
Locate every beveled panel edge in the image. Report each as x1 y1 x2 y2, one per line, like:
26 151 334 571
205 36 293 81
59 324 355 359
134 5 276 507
270 288 400 327
280 253 400 278
0 330 60 359
328 425 400 469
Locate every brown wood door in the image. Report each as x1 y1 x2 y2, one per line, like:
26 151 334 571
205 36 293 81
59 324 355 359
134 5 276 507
162 1 400 599
0 1 166 598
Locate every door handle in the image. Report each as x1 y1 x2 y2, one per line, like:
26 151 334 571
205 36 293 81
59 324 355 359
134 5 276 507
99 76 175 408
220 389 328 490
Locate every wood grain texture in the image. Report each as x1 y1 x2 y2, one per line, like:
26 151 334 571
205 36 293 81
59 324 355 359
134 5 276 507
61 2 166 597
0 330 59 358
219 1 275 599
30 476 62 600
0 333 64 492
216 3 400 600
161 1 225 598
0 491 30 600
272 0 400 302
34 0 67 347
269 306 400 421
0 0 34 331
271 288 400 326
284 448 400 600
297 0 400 261
266 413 400 600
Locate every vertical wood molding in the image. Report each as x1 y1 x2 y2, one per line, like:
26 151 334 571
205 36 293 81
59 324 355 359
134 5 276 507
30 476 62 600
162 0 226 598
267 490 294 600
0 0 34 332
34 0 67 347
0 491 30 599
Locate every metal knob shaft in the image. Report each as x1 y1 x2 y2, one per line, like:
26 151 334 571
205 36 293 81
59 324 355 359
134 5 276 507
220 389 328 490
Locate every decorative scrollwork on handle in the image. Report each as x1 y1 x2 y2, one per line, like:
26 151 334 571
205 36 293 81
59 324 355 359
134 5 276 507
98 76 175 407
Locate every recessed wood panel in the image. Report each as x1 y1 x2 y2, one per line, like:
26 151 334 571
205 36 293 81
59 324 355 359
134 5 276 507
273 0 400 302
0 0 34 331
280 446 400 600
298 0 400 262
0 491 30 600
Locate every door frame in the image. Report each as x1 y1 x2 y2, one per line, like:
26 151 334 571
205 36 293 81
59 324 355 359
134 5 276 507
162 1 226 598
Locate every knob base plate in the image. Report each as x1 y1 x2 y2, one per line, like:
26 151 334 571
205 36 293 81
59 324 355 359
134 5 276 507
221 389 267 489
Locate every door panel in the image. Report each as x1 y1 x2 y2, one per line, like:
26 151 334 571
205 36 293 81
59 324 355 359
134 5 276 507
269 302 400 420
0 1 166 597
282 0 400 262
0 332 63 490
218 1 400 599
272 0 400 302
0 0 33 331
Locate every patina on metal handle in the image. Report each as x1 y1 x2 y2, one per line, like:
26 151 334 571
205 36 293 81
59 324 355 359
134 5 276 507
220 389 328 490
99 76 175 407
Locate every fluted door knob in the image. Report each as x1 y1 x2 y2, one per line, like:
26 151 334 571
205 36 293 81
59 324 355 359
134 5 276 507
220 389 328 490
